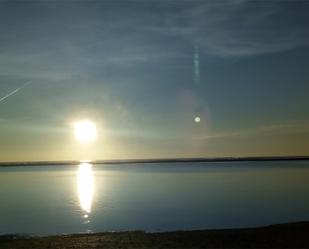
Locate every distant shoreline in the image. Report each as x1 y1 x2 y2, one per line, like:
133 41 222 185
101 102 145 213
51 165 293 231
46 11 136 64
0 156 309 167
1 221 309 248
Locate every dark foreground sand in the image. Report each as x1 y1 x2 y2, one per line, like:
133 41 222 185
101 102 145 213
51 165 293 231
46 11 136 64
1 222 309 249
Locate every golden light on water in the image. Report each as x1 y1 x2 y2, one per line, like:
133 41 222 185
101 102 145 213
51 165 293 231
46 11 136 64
74 120 97 143
77 163 94 214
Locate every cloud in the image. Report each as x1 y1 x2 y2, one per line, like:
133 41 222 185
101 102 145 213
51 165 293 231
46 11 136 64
153 1 309 56
199 119 309 140
103 1 309 57
1 0 308 84
0 0 308 87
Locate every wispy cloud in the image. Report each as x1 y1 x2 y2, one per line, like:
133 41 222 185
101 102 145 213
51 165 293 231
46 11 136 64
152 1 309 56
0 0 308 88
199 119 309 140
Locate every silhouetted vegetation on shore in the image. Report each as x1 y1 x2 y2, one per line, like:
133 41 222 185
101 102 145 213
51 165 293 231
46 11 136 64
1 221 309 248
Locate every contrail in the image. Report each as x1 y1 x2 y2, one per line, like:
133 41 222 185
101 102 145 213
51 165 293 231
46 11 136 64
0 81 31 103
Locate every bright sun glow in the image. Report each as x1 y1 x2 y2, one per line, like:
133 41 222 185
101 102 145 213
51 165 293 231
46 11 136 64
74 120 97 143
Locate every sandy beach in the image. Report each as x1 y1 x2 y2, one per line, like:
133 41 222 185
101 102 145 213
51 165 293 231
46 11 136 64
1 221 309 249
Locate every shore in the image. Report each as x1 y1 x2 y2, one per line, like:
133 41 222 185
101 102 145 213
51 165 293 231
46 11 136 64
1 222 309 248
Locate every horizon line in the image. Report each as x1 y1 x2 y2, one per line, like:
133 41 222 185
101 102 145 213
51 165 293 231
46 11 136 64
0 155 309 167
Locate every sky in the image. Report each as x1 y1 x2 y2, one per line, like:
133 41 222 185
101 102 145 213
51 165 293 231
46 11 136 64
0 0 309 162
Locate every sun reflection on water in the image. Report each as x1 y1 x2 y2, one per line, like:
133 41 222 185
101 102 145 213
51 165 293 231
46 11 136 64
77 163 94 214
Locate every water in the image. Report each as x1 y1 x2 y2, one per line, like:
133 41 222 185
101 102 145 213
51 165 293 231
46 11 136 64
0 161 309 235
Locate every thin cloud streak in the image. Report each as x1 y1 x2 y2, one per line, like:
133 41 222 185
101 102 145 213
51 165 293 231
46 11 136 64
199 120 309 141
0 81 31 103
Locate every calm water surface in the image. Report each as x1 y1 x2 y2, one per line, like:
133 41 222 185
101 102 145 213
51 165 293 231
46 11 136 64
0 161 309 235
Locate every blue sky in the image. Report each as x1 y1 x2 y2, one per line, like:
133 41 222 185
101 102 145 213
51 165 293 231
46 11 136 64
0 0 309 161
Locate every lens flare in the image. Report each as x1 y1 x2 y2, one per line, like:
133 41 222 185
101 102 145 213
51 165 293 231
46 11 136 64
195 116 201 123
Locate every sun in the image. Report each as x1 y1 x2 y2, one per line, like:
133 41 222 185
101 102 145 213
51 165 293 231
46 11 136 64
74 120 97 143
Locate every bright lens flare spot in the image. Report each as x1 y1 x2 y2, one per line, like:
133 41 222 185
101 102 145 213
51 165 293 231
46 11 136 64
77 163 94 213
74 120 97 143
194 116 201 123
